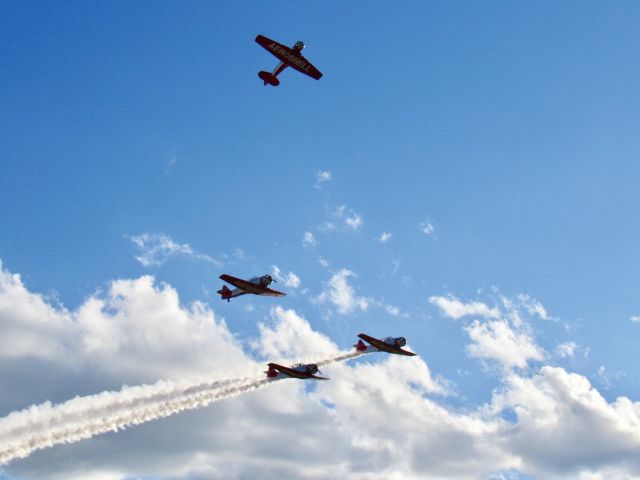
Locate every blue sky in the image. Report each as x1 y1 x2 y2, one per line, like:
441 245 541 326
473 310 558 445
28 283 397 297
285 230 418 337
2 2 640 478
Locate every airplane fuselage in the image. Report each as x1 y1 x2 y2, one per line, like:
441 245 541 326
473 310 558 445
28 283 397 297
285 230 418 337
227 276 264 298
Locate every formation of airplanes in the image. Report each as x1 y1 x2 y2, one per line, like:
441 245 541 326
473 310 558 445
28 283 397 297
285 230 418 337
264 334 417 381
213 35 417 383
217 273 418 380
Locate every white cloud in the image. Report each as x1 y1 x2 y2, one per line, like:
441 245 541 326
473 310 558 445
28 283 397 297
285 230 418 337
420 221 435 237
431 294 546 370
555 341 577 358
330 205 364 231
344 212 363 230
253 306 338 362
271 265 301 289
0 262 75 360
3 262 640 479
465 319 545 369
515 294 549 320
378 232 392 243
385 304 400 316
491 366 640 477
165 154 177 175
302 231 317 250
127 233 221 268
314 269 370 314
318 257 329 268
314 170 332 189
630 316 640 324
429 295 501 319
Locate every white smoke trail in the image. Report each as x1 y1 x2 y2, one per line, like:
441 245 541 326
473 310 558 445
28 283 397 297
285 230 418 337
317 350 363 366
0 376 267 465
0 350 361 465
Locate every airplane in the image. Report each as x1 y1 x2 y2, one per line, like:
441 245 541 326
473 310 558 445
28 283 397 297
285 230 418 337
255 34 323 86
354 333 418 357
217 274 286 302
265 362 329 381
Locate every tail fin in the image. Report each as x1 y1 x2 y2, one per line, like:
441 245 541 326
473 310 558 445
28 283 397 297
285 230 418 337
217 285 232 301
354 339 367 352
258 71 280 86
265 364 279 379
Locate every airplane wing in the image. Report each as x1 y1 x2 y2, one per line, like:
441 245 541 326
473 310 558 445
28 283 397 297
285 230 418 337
358 333 417 357
219 274 264 295
260 287 286 297
255 35 323 80
268 363 329 380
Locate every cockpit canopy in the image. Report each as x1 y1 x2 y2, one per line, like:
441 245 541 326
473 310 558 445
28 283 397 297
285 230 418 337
294 40 305 50
292 363 318 374
260 275 273 286
395 337 407 347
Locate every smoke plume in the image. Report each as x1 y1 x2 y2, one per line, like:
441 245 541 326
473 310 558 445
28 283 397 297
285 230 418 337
0 351 363 465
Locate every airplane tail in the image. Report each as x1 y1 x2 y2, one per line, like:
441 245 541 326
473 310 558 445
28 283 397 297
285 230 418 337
217 285 232 302
264 364 279 379
258 71 280 87
354 339 368 352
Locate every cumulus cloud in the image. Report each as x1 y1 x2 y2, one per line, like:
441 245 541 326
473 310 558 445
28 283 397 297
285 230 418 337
385 304 400 316
314 170 332 189
271 266 301 289
2 262 640 479
253 306 338 361
127 233 221 268
302 231 317 250
630 316 640 324
491 367 640 477
314 269 370 314
344 213 363 230
555 341 577 358
0 263 75 360
465 319 545 369
431 294 546 370
420 221 435 237
378 232 392 243
331 205 364 231
429 295 501 320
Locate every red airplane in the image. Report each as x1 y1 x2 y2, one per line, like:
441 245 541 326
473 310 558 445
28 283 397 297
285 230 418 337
354 333 418 357
255 34 323 86
217 274 286 302
265 363 329 381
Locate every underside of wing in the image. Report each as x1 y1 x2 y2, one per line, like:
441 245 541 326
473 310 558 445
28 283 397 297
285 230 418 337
255 34 286 56
358 333 417 357
219 274 263 294
288 55 323 80
260 287 287 297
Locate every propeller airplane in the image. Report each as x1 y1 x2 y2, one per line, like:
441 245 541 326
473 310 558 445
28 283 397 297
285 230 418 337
217 274 286 302
354 333 418 357
255 34 323 86
265 363 329 381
